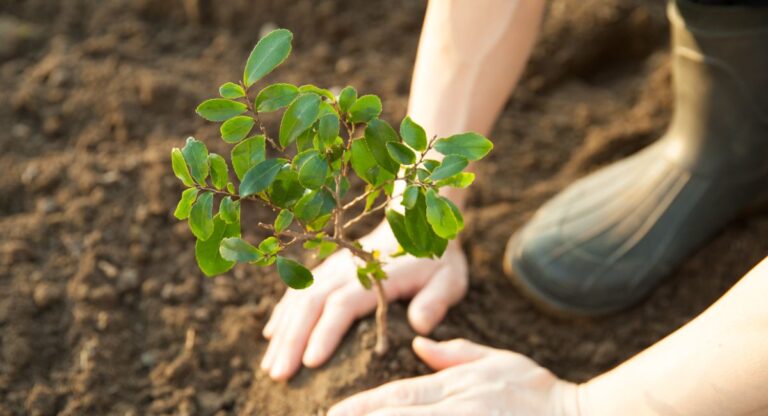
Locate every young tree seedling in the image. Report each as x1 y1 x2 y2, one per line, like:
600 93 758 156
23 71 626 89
171 29 492 355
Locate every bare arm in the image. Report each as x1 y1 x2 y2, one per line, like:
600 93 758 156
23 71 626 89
581 256 768 415
407 0 545 207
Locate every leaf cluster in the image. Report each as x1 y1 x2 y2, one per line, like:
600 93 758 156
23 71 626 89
171 29 492 290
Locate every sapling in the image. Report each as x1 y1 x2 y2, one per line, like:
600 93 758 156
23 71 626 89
170 28 492 355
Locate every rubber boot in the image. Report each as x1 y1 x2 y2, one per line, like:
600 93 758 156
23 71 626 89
503 0 768 316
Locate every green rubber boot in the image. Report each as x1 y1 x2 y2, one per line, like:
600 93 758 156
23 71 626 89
504 0 768 316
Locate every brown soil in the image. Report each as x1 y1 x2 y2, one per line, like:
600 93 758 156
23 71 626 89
1 0 766 414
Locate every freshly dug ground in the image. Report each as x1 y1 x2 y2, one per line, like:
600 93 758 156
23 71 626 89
1 0 767 414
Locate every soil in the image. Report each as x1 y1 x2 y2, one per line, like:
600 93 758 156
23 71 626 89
1 0 766 414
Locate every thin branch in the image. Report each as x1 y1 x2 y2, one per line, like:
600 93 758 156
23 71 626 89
239 81 280 150
343 193 401 231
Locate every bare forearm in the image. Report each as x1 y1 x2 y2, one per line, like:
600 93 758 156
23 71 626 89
580 256 768 415
408 0 544 207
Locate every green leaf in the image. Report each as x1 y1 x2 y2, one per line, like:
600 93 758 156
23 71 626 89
365 188 381 212
348 94 382 124
196 99 247 122
258 236 281 255
207 153 229 189
422 159 440 172
219 82 245 99
430 155 468 180
276 256 313 289
436 172 475 188
433 133 493 161
294 189 335 223
171 148 195 186
219 196 240 224
356 267 373 289
350 139 395 186
400 116 427 151
279 93 321 148
401 185 419 209
386 142 416 165
295 150 329 190
424 189 460 239
385 209 430 258
364 118 400 174
174 188 199 220
195 215 240 276
298 84 335 101
240 158 287 197
255 83 299 112
405 190 447 257
317 113 339 147
189 191 214 240
220 237 262 263
231 136 266 180
268 168 306 208
338 86 357 114
313 240 337 260
220 115 254 144
444 196 464 231
227 182 236 193
181 137 209 185
244 28 293 87
274 209 294 233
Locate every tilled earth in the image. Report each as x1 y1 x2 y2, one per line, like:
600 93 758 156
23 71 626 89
1 0 766 414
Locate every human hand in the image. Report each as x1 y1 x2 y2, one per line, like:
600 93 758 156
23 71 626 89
260 222 469 381
329 337 581 416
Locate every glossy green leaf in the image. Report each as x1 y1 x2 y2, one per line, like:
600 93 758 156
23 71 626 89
400 116 427 151
219 196 240 224
313 240 337 260
436 172 475 188
430 155 468 180
422 159 440 172
294 189 335 222
276 256 313 289
239 158 287 197
267 168 306 208
171 148 195 186
385 209 430 258
174 188 199 220
364 118 400 174
401 185 419 209
244 28 293 87
386 141 416 165
296 150 329 190
258 236 281 255
350 139 394 186
195 215 240 276
365 188 381 212
405 191 447 258
279 93 321 148
196 99 247 122
274 209 294 233
298 84 335 101
207 153 229 189
433 133 493 161
220 115 254 144
425 189 460 239
255 83 299 112
338 86 357 114
220 237 262 263
356 266 373 289
231 136 266 180
219 82 245 99
348 94 382 124
317 113 339 146
181 137 209 185
189 191 214 241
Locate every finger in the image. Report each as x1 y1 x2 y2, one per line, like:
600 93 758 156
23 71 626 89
412 337 499 371
407 265 467 335
263 295 287 339
327 373 448 416
302 285 374 367
366 402 476 416
265 294 326 381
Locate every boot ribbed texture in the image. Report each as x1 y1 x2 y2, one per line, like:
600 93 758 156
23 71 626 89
504 0 768 315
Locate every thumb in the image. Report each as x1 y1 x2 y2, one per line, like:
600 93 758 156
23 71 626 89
413 337 499 371
407 265 467 335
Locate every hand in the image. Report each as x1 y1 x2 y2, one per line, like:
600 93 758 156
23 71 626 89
329 337 581 416
260 222 469 381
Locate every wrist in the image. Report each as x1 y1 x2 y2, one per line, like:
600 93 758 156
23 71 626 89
550 380 584 416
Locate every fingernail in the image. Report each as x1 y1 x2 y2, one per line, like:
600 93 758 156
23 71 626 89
270 360 289 381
